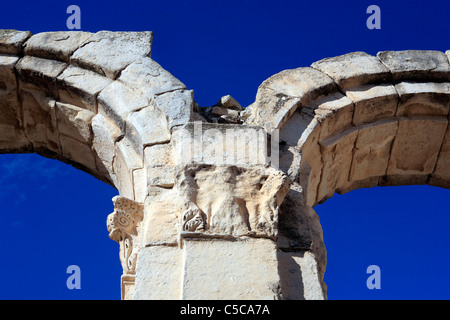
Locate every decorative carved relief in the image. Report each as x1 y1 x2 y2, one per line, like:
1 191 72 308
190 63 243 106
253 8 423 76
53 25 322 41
175 165 291 238
107 196 144 274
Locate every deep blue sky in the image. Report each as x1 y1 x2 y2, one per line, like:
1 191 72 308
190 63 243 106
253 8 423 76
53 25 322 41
0 0 449 299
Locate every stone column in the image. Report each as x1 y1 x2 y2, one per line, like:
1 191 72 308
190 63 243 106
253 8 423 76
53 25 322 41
108 121 327 300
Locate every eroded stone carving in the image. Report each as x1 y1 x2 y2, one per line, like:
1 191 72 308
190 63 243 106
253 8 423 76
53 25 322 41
175 164 291 238
107 196 144 274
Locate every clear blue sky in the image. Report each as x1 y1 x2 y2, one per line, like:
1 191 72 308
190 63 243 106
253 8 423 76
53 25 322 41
0 0 449 299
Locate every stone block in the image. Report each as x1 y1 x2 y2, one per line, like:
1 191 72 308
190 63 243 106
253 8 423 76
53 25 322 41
345 84 398 126
134 246 182 300
60 134 97 172
57 65 112 112
153 89 193 129
317 127 358 203
144 143 174 187
311 51 391 89
55 102 94 144
118 57 186 100
71 31 153 79
377 50 450 82
349 118 398 181
24 31 92 62
182 238 280 300
0 30 32 55
395 82 450 117
428 124 450 188
387 116 448 175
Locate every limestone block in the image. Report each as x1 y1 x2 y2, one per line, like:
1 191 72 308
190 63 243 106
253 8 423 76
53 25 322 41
113 137 144 200
0 30 32 55
277 250 325 300
349 118 398 181
153 89 193 129
134 246 183 300
245 67 336 131
126 102 171 150
317 127 358 203
182 238 280 300
216 95 243 111
428 124 450 188
395 82 450 117
277 187 312 250
91 114 121 182
55 102 94 144
60 134 97 172
377 50 450 82
387 116 448 176
379 174 428 187
175 165 290 238
16 56 67 96
345 84 398 126
140 187 180 246
24 31 92 62
132 168 147 204
173 122 270 167
20 89 60 153
97 80 148 132
118 57 186 100
336 176 379 195
311 51 391 89
313 92 354 141
57 65 112 112
144 143 174 187
0 55 19 90
71 31 153 79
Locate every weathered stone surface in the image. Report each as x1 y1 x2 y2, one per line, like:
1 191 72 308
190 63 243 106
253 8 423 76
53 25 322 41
24 31 91 62
91 113 121 181
277 250 325 300
141 187 179 246
144 143 174 187
345 84 398 126
311 51 391 89
0 55 19 90
16 56 67 96
98 80 149 131
60 134 97 172
395 82 450 116
216 95 243 111
55 102 94 144
153 89 193 129
173 122 270 166
71 31 152 79
182 238 280 300
245 67 336 131
428 124 450 188
175 165 290 238
57 65 112 112
317 127 359 203
127 102 171 149
387 117 448 175
134 246 182 300
349 118 398 181
0 30 32 55
377 50 450 82
118 57 186 99
313 92 354 141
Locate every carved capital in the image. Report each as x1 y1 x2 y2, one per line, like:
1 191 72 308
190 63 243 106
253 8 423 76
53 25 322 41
107 196 144 274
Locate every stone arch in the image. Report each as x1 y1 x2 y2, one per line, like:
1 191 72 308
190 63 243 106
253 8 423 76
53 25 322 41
245 50 450 297
0 30 194 203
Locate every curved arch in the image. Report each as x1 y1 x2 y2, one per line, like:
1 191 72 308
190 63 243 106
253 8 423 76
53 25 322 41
245 50 450 297
0 30 194 202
